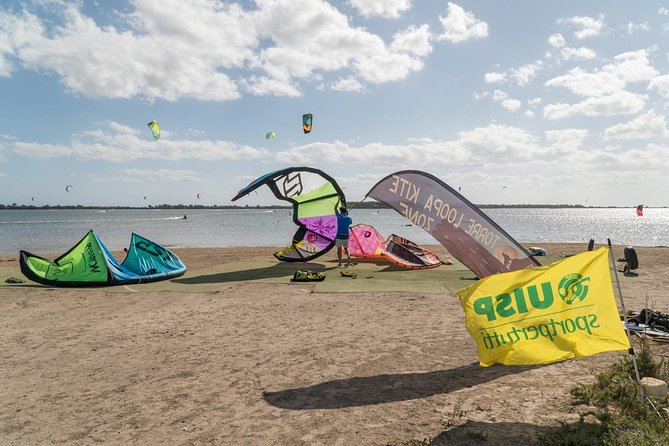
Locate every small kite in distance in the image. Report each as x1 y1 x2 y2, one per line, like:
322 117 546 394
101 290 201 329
302 113 313 134
65 185 73 193
266 131 277 140
196 193 201 200
147 121 160 140
636 204 644 217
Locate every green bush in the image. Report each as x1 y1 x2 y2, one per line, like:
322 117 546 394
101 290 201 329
542 340 669 446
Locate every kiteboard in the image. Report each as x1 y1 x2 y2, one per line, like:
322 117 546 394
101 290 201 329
623 320 669 339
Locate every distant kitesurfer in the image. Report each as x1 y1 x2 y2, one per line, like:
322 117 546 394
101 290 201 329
183 215 187 220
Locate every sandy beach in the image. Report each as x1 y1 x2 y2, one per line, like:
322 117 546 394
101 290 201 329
1 243 668 445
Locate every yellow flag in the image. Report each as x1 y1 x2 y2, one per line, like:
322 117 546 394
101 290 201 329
456 248 630 367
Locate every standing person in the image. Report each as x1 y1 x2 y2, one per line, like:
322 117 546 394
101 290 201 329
335 206 353 267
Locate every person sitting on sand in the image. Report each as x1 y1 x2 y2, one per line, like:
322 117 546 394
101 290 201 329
335 206 352 267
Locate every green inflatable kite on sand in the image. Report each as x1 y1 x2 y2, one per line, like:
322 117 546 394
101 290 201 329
19 230 186 287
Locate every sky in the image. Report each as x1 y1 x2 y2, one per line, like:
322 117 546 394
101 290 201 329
1 0 669 208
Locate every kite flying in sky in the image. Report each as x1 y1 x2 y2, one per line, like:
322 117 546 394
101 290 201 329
266 131 277 140
147 121 160 140
302 113 313 134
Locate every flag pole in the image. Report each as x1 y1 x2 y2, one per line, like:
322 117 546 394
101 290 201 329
607 238 645 403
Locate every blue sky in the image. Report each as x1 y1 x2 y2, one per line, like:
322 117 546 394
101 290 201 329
1 0 669 207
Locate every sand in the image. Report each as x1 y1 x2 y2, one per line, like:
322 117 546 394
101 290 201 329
1 243 668 445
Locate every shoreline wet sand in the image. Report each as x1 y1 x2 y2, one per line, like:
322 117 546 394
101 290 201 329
1 244 667 445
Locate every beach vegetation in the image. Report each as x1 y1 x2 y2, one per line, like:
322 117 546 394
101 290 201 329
540 339 669 445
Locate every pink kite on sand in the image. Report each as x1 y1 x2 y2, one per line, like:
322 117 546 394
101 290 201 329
348 224 442 270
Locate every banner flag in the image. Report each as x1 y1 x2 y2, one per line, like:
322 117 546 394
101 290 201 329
365 171 539 278
456 248 630 367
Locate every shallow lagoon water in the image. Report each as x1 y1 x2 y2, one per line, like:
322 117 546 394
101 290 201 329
0 207 667 254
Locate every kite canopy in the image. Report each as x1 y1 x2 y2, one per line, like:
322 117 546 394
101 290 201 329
348 224 442 270
231 167 346 262
19 230 186 287
365 170 539 278
302 113 313 134
65 185 73 193
147 120 160 140
266 131 277 140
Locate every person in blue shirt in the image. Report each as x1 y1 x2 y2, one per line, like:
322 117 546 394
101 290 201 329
335 206 353 266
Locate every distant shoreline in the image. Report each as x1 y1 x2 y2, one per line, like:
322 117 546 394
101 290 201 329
0 203 662 210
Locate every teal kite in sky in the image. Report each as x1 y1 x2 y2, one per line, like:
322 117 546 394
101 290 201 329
147 120 160 140
302 113 312 134
266 131 277 140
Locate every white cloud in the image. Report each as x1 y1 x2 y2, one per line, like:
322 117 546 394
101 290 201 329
0 0 433 101
9 121 268 162
649 74 669 98
11 142 74 159
17 2 247 101
242 75 301 97
543 91 647 119
543 49 658 119
0 11 45 77
484 61 543 87
559 15 604 39
544 128 589 153
331 77 363 92
528 97 542 107
472 91 489 100
626 22 649 34
548 33 566 48
492 89 521 111
659 8 669 16
484 71 505 84
599 143 669 170
435 2 488 43
546 67 621 97
610 50 659 83
603 111 668 140
501 98 522 111
560 47 596 61
347 0 412 19
276 124 546 168
510 61 543 86
355 52 423 83
390 24 432 57
119 169 201 183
